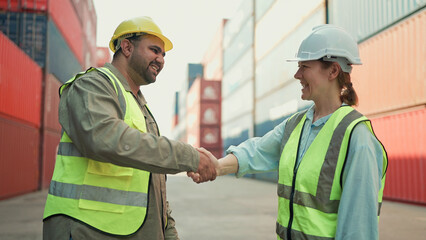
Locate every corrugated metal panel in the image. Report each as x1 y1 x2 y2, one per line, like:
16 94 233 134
0 12 20 45
187 64 203 90
200 103 221 126
0 32 42 127
201 19 226 80
200 80 221 102
0 0 20 11
0 116 39 199
222 80 253 124
223 0 253 49
43 74 61 133
49 0 83 65
255 5 325 99
223 16 253 72
47 20 82 83
222 48 253 97
255 0 275 22
255 80 312 136
328 0 426 42
370 108 426 204
96 47 111 67
200 126 221 148
255 0 324 61
222 112 252 150
352 10 426 115
20 12 47 67
41 129 60 189
0 0 47 11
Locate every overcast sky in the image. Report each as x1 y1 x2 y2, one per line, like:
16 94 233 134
93 0 243 137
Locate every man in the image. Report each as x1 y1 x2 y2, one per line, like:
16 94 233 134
43 16 216 240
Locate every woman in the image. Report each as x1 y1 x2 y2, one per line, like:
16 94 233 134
191 25 388 240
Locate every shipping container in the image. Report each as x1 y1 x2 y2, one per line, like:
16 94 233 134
200 79 221 102
255 80 312 136
0 32 42 127
0 12 20 45
223 0 253 50
223 16 253 72
222 49 253 97
187 63 203 90
20 12 47 67
47 20 83 83
200 103 221 126
0 0 20 11
370 107 426 204
352 10 426 116
222 80 253 124
255 5 325 99
0 0 47 11
201 19 226 80
96 46 111 67
255 0 324 61
41 129 60 189
255 0 275 22
43 73 62 133
328 0 426 42
0 116 40 199
186 77 201 110
222 112 252 151
48 0 84 65
200 126 221 148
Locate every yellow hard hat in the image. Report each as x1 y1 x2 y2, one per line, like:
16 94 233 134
109 16 173 53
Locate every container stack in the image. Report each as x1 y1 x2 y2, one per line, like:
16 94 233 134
328 0 426 204
0 0 97 199
186 77 222 159
95 46 111 67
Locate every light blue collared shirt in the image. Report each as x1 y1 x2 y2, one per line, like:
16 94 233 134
227 104 384 240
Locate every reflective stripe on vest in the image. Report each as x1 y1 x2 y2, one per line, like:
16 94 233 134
44 67 151 236
276 106 388 240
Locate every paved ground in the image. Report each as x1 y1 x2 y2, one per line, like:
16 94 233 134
0 174 425 239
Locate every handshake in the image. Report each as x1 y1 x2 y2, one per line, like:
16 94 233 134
187 148 221 184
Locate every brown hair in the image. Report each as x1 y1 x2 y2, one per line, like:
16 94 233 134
320 60 358 106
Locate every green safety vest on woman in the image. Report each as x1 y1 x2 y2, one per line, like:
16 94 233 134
43 67 151 235
276 106 388 240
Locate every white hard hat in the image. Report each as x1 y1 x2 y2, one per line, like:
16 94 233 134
287 24 362 73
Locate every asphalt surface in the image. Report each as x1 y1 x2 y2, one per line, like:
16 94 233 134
0 174 425 239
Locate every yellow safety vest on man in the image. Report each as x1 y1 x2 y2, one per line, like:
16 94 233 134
44 67 151 235
276 106 388 240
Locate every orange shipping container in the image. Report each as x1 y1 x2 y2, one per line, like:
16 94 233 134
370 107 426 204
352 10 426 116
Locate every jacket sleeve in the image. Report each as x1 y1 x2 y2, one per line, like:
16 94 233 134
58 72 199 174
164 201 180 240
335 123 383 240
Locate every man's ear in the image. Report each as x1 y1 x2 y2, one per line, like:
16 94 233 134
120 39 133 57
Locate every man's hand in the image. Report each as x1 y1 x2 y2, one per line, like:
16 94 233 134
187 148 218 183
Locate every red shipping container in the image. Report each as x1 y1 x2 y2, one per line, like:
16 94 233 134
370 107 426 204
0 0 20 11
200 102 221 125
48 0 84 65
200 126 221 149
44 74 62 133
0 116 40 199
0 32 42 128
352 10 426 115
200 80 221 102
41 129 60 189
21 0 47 11
96 47 111 67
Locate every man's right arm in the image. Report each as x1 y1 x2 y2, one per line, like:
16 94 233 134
59 73 201 174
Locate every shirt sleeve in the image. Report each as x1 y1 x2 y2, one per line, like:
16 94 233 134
226 119 288 178
59 72 199 174
335 122 384 240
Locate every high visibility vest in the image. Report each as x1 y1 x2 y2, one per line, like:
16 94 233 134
43 67 151 236
276 106 388 240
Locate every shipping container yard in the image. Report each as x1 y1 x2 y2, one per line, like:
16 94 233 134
171 0 426 206
1 0 425 210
